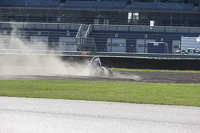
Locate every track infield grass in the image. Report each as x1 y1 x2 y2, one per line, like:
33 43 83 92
0 80 199 107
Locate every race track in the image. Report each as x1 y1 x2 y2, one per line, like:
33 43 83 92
0 97 200 133
0 70 200 133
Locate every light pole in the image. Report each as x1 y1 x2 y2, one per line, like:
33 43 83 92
110 33 113 52
47 13 48 23
144 34 147 53
27 14 29 22
170 16 173 26
80 29 82 51
62 14 64 23
180 35 183 51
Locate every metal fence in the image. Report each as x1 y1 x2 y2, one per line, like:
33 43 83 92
1 22 200 34
0 22 200 55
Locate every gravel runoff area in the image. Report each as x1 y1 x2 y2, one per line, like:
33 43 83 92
114 71 200 83
0 70 200 83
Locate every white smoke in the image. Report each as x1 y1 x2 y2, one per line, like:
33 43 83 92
0 26 141 81
0 27 90 76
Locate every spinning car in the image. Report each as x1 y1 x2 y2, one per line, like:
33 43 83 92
89 56 112 76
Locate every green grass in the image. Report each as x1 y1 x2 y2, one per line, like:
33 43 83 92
110 68 200 73
0 80 200 107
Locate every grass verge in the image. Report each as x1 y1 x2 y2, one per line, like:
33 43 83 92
0 80 200 107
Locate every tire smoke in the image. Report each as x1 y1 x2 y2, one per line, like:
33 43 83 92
0 27 90 76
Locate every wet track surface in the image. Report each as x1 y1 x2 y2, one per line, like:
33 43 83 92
0 70 200 83
0 97 200 133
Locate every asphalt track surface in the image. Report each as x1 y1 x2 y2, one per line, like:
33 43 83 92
0 97 200 133
0 70 200 83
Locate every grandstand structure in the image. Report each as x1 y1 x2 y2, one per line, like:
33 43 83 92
0 0 200 26
0 0 200 53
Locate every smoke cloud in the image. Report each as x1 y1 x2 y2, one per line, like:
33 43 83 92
0 26 140 81
0 27 90 76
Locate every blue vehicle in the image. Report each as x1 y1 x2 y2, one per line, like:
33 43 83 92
147 42 168 53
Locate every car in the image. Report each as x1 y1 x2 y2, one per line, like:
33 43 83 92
175 49 187 54
186 48 200 54
89 56 113 76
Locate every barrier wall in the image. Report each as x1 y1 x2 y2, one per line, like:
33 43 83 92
0 52 199 70
100 57 200 70
61 56 200 70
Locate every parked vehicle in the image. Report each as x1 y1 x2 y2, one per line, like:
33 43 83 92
176 47 200 54
175 49 187 54
181 37 200 51
186 48 200 54
147 42 168 53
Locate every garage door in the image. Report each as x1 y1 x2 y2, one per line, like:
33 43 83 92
136 39 155 53
107 38 126 52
